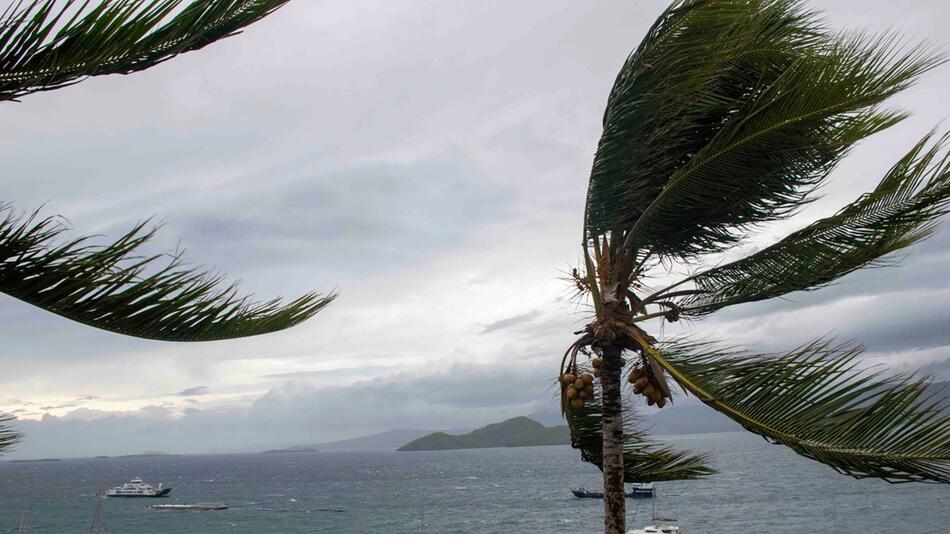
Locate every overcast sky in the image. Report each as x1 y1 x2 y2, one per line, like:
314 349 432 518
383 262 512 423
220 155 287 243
2 0 949 458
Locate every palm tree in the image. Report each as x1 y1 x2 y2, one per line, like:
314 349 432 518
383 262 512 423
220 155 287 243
558 1 950 532
0 1 333 453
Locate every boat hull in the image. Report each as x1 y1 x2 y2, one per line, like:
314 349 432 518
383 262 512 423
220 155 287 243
571 488 653 499
149 503 227 510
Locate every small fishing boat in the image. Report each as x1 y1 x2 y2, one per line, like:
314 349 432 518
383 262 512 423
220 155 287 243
571 487 603 498
629 483 655 497
571 483 655 499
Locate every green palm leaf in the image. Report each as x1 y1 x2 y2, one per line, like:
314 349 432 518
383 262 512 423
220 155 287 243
0 0 290 101
585 0 942 258
586 0 821 247
669 132 950 316
645 338 950 483
566 397 713 482
0 205 334 341
0 414 19 454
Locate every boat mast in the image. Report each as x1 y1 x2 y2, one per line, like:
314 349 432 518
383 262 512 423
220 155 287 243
651 485 656 525
89 487 105 534
17 488 31 534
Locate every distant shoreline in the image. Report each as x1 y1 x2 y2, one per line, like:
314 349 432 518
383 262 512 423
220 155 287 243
0 429 746 462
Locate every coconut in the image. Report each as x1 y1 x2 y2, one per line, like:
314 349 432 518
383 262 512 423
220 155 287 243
566 386 578 400
647 396 656 407
581 373 594 384
591 358 604 369
634 377 648 389
570 398 585 410
562 373 576 384
642 384 655 398
656 397 667 409
594 369 602 378
574 378 585 390
627 372 636 384
578 389 590 400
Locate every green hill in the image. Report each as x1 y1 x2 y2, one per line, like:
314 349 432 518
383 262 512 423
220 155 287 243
397 416 569 451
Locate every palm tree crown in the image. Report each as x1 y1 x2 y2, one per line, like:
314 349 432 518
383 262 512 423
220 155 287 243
560 1 950 532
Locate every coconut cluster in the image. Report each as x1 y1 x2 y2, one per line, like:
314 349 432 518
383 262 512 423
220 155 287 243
591 356 604 377
628 366 668 408
562 371 595 410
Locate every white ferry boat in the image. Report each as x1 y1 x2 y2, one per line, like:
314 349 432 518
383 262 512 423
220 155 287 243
105 477 171 498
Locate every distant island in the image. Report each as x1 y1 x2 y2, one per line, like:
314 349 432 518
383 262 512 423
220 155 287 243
10 458 60 463
398 416 569 451
119 451 176 458
262 446 319 454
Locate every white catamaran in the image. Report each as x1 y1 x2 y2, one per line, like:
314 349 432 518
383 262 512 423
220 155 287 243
629 520 680 534
628 485 680 534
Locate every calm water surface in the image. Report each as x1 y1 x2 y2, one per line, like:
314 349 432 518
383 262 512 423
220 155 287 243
0 432 947 533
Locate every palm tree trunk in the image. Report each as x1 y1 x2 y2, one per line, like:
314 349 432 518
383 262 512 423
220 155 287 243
601 343 626 534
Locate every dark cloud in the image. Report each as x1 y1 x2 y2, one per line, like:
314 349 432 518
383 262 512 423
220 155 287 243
248 359 560 435
39 403 76 411
260 366 394 381
176 386 210 397
912 357 950 381
146 154 518 285
480 310 541 334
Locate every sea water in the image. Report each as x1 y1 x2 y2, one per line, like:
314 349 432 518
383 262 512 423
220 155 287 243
0 432 947 533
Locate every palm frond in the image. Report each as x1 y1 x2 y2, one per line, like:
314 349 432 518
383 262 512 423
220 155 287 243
0 0 289 101
585 0 942 259
646 338 950 483
566 398 713 483
0 413 20 454
0 204 334 341
670 132 950 316
586 0 821 245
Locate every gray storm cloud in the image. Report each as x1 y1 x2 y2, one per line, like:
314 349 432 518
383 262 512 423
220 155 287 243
176 386 211 397
2 0 949 457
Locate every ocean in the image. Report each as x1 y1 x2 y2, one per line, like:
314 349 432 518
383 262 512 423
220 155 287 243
0 432 946 533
